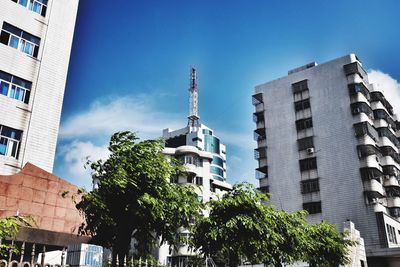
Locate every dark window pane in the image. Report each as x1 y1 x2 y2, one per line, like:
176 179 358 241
299 157 317 171
2 22 22 36
0 31 10 46
297 136 314 151
301 178 320 194
303 201 321 214
41 5 47 16
296 118 313 131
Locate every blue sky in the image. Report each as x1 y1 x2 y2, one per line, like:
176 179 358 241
54 0 400 189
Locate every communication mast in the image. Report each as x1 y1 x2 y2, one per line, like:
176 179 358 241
188 66 199 130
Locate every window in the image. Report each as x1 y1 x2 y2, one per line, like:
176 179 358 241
297 136 314 151
292 80 308 93
204 135 220 154
212 156 223 167
11 0 48 16
192 137 202 142
303 201 321 214
301 178 320 194
0 70 32 103
0 22 40 57
180 155 202 167
350 102 373 117
294 99 311 112
348 83 370 99
353 122 379 141
0 125 22 159
386 224 398 244
295 118 313 131
210 166 224 177
202 129 212 135
299 157 317 171
360 167 382 180
195 176 203 186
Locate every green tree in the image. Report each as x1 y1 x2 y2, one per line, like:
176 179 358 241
0 215 32 257
192 183 352 267
305 221 354 267
76 132 203 267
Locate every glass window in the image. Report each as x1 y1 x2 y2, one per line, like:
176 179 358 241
11 0 47 16
1 22 41 57
292 80 308 93
0 70 32 103
0 125 22 158
297 136 314 151
301 179 319 194
299 157 317 171
303 201 321 214
295 118 313 131
212 156 223 167
294 99 311 112
204 135 220 154
210 166 224 177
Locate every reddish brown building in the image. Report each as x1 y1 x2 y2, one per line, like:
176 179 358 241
0 163 89 247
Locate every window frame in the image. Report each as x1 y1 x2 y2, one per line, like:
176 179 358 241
0 125 22 159
0 70 32 104
0 22 40 57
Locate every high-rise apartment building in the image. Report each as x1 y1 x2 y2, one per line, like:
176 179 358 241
0 0 79 174
157 68 232 266
253 54 400 266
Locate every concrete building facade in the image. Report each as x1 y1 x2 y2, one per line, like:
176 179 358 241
253 54 400 266
160 123 232 266
0 0 79 174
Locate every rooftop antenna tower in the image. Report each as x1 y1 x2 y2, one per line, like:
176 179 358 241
188 66 199 130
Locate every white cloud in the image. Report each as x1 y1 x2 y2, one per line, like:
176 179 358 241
58 140 109 189
368 70 400 116
59 95 184 140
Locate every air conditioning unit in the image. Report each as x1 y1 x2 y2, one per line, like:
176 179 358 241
306 147 315 154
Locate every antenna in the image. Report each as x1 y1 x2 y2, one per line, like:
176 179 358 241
188 66 199 129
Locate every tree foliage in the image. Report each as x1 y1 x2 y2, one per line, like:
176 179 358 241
192 183 353 267
76 131 203 267
0 215 33 257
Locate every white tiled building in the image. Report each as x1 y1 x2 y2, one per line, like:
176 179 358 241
0 0 79 174
253 54 400 266
159 123 232 266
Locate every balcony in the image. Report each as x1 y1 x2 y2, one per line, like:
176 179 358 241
344 62 367 79
387 197 400 208
360 167 383 180
254 146 267 160
373 202 387 213
383 166 400 177
254 127 266 141
357 144 381 158
378 127 400 148
252 92 263 105
256 165 268 176
373 109 397 130
364 179 385 198
384 176 400 187
253 110 264 123
354 121 379 142
351 102 373 117
348 83 370 100
381 156 400 171
359 155 382 171
256 170 267 180
370 91 394 116
381 146 400 164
